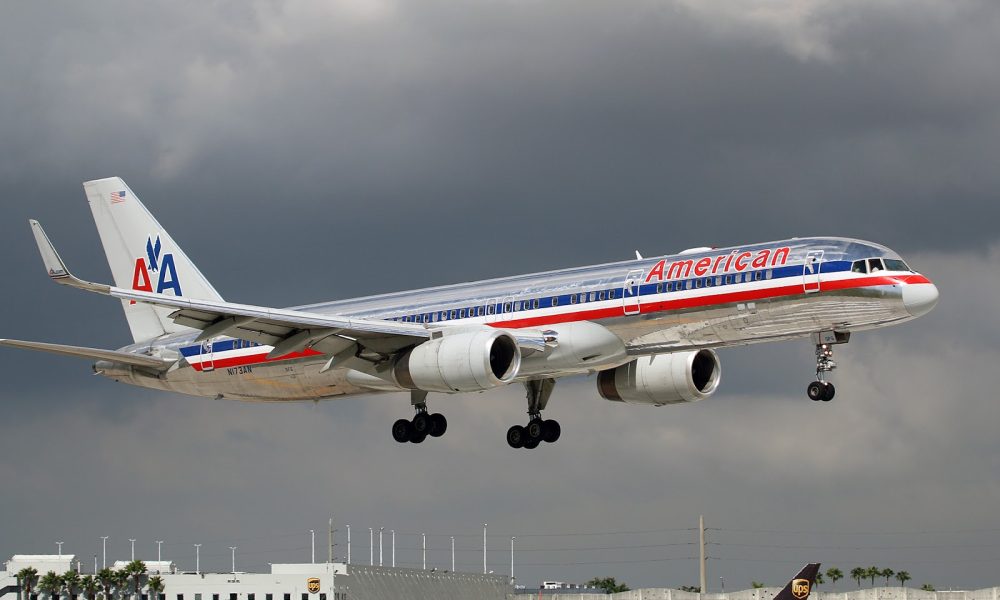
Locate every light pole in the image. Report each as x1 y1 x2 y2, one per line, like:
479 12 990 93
390 530 395 568
378 528 384 567
194 545 201 575
347 525 351 565
229 546 237 574
483 524 487 574
94 555 98 574
310 530 315 564
56 542 64 557
101 537 109 569
451 537 455 572
720 576 725 593
510 537 515 583
129 539 136 561
422 533 426 570
369 528 373 566
156 541 163 563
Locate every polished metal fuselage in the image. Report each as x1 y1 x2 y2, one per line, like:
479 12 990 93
106 237 924 401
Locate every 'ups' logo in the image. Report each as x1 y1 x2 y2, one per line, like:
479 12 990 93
307 578 320 594
791 579 810 599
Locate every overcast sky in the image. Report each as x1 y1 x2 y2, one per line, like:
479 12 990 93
1 0 999 592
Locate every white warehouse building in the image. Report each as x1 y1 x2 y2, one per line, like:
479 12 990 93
0 556 510 600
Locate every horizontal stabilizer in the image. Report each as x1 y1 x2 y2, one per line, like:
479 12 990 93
0 339 173 369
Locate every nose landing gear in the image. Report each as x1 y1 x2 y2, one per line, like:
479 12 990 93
392 390 447 444
807 331 850 402
507 378 561 449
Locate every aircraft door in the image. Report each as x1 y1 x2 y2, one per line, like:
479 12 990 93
622 269 643 316
803 250 824 293
200 340 215 372
485 297 501 323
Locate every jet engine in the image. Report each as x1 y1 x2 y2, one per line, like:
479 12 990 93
597 349 721 405
393 329 521 393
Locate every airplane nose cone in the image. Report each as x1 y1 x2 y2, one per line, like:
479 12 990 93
902 281 939 318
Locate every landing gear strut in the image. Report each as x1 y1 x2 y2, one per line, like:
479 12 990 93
392 390 447 444
807 331 849 402
507 379 561 449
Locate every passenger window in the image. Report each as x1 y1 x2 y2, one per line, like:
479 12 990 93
416 314 423 323
533 299 540 309
608 289 615 299
486 305 494 315
852 260 867 273
450 310 457 319
755 271 763 281
666 282 673 292
656 283 663 294
715 276 722 286
695 279 703 289
570 295 577 304
552 296 559 307
598 291 605 301
868 258 884 272
579 293 586 303
765 270 772 280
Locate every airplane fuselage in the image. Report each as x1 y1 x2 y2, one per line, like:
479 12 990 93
104 236 935 402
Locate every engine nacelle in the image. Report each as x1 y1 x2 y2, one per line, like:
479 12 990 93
597 349 721 406
393 329 521 393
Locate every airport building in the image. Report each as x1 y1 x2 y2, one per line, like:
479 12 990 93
0 555 510 600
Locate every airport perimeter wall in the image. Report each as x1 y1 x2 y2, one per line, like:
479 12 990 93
511 587 1000 600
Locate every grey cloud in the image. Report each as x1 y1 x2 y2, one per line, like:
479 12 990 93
1 0 999 593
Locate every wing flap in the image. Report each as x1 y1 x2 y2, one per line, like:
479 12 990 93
0 339 174 369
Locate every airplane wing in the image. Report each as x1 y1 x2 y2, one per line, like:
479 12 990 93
0 339 173 369
29 220 551 358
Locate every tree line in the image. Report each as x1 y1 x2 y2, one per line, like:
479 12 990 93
15 561 166 600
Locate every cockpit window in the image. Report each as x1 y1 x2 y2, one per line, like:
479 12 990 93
868 258 885 272
852 260 867 274
883 258 910 272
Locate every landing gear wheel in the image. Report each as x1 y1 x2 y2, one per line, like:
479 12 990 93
807 381 825 401
525 418 544 442
822 382 835 401
523 438 540 449
542 419 561 443
392 419 412 443
410 431 427 444
506 425 526 449
412 412 431 436
429 413 448 437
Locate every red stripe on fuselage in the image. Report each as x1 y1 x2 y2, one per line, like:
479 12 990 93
189 348 323 372
488 274 923 329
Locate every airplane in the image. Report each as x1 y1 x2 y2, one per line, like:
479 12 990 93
0 178 938 449
773 563 821 600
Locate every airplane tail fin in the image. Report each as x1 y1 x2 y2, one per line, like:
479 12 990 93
83 177 224 343
773 564 821 600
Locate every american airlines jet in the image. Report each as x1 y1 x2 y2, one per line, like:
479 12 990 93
1 178 939 449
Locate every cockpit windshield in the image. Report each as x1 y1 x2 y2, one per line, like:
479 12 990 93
851 258 911 274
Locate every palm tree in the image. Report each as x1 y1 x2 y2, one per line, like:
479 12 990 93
850 568 866 588
752 582 765 589
826 568 844 590
146 577 163 600
18 567 39 600
920 584 935 592
110 571 128 600
80 576 98 600
62 571 80 600
38 572 62 600
816 573 825 587
895 572 911 588
866 566 880 586
96 569 114 600
124 562 146 600
881 568 895 585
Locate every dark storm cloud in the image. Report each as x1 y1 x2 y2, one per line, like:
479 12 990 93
1 0 999 592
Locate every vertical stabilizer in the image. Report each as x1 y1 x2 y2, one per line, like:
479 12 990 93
83 177 224 343
773 564 821 600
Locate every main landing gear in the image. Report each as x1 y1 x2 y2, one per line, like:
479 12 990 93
392 390 447 444
507 378 561 449
806 331 850 402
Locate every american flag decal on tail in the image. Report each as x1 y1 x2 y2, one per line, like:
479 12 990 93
110 190 126 204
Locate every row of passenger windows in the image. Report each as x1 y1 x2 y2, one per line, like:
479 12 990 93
390 269 775 323
851 258 910 274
